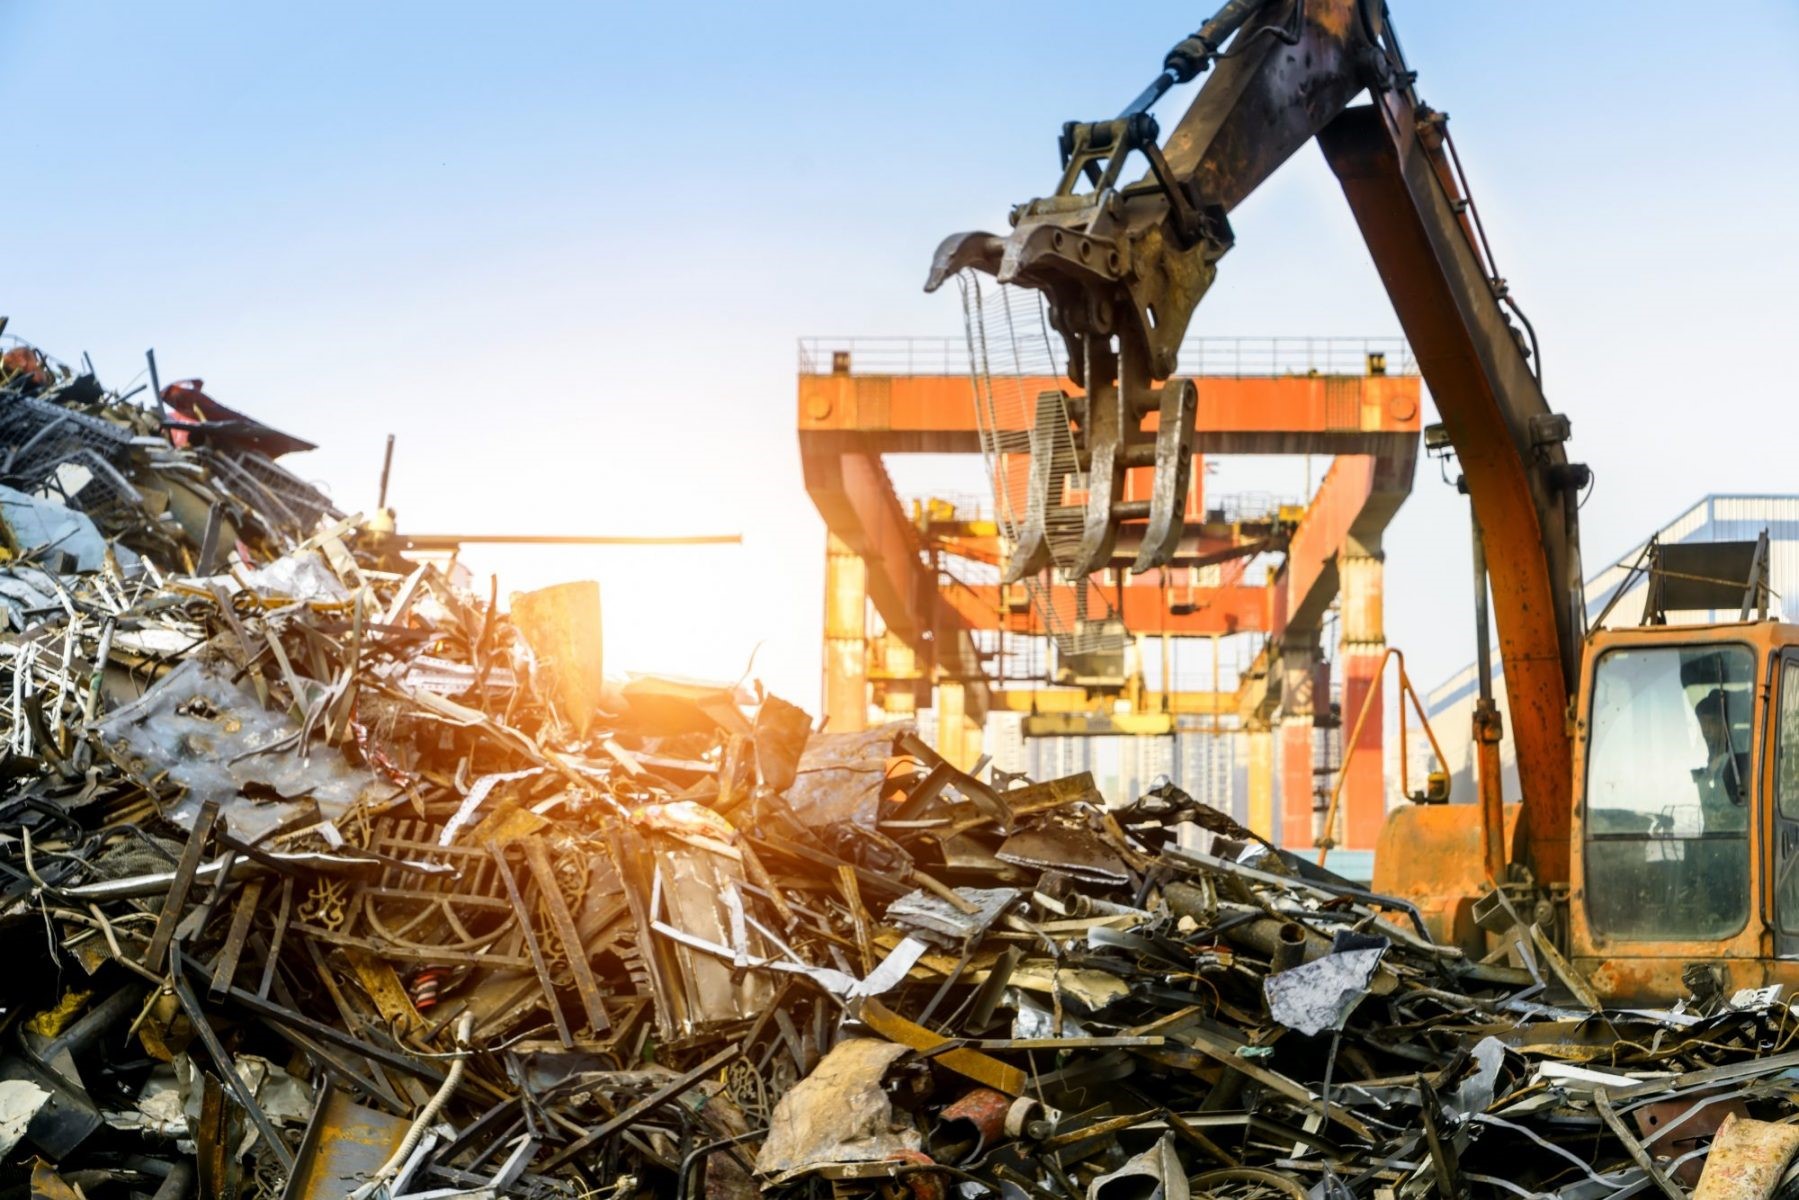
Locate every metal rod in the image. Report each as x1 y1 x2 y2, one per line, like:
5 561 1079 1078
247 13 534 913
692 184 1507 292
145 348 166 419
1472 505 1493 704
1472 502 1508 880
1315 647 1452 866
170 948 296 1173
377 433 396 510
399 533 741 549
1121 68 1178 118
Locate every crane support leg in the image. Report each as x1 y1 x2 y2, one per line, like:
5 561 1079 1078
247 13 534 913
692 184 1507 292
1339 547 1387 849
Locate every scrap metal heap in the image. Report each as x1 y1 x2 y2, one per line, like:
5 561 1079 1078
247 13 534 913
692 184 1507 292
1 340 1798 1200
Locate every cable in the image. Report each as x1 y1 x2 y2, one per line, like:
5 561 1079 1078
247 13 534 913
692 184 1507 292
1215 0 1306 59
349 1011 475 1200
1440 125 1544 387
675 1128 768 1200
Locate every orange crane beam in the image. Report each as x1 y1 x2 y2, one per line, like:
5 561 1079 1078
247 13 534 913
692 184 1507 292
800 371 1419 453
938 577 1270 636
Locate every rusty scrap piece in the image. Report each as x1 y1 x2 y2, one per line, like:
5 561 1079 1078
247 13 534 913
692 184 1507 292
140 798 219 973
285 1087 412 1200
1692 1114 1799 1200
857 998 1027 1097
519 837 610 1035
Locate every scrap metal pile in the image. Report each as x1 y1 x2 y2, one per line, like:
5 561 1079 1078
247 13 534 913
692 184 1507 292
2 339 1799 1200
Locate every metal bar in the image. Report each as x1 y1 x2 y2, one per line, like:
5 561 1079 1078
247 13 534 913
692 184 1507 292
489 844 575 1048
258 876 293 1000
377 433 396 510
170 946 295 1172
146 348 165 419
540 1042 742 1171
1595 1089 1685 1200
142 798 218 972
208 877 263 999
399 533 741 549
1472 503 1507 881
206 973 448 1084
520 837 610 1035
1472 503 1494 703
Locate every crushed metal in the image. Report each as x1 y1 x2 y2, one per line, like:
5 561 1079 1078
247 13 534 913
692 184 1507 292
5 337 1799 1199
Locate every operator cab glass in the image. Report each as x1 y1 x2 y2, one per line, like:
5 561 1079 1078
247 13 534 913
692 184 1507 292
1584 643 1753 939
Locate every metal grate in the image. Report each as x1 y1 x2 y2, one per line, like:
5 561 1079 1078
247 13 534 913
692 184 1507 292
0 390 144 528
205 449 342 540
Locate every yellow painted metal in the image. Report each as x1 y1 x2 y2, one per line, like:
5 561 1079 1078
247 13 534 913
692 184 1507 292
874 633 919 717
343 945 422 1034
858 998 1027 1096
288 1088 411 1200
510 580 604 739
937 679 968 769
1023 712 1177 737
822 531 868 733
1373 801 1524 953
1247 726 1275 840
990 689 1234 716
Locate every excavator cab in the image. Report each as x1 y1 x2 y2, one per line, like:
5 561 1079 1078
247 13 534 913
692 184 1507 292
1375 620 1799 1006
1381 538 1787 1006
1569 620 1799 1002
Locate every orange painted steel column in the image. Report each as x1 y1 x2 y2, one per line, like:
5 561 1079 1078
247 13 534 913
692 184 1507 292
1278 720 1315 851
1338 549 1387 850
823 532 868 733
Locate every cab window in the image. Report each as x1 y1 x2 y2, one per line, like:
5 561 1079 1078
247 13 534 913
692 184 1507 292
1774 659 1799 931
1584 644 1752 939
1778 660 1799 820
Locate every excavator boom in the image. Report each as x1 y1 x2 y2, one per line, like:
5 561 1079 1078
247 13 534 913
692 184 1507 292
928 0 1586 885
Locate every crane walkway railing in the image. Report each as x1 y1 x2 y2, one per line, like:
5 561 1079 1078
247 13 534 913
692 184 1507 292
798 335 1416 378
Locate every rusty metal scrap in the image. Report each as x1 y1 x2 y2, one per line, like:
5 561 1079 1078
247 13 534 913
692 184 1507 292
9 334 1799 1199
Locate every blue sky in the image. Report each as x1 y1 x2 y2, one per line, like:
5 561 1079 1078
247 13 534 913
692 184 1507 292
3 2 1796 709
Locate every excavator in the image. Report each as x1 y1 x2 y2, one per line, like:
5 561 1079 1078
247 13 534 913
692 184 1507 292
925 0 1797 1005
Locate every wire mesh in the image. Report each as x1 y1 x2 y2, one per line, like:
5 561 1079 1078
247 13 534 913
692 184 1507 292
956 272 1124 658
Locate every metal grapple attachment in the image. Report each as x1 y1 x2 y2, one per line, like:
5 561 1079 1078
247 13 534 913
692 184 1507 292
927 103 1230 582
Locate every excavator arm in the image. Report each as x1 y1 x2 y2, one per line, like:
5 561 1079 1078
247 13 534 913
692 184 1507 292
927 0 1587 884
